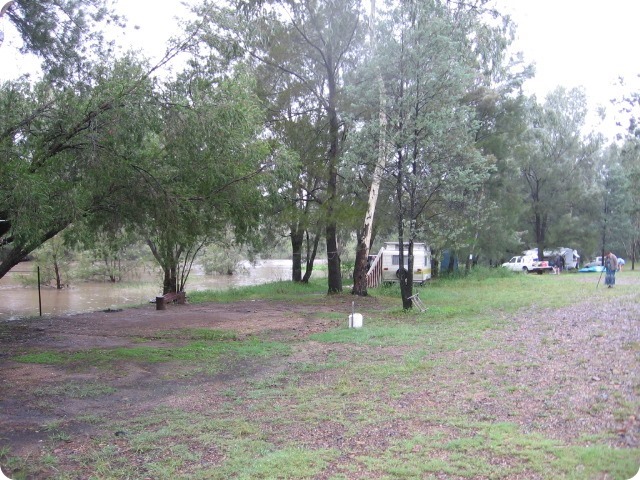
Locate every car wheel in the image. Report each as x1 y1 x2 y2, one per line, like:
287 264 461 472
522 267 529 274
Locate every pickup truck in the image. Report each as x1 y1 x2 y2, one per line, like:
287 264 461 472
501 255 554 274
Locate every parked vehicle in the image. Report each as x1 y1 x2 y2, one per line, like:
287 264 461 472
501 255 553 274
583 256 603 268
366 242 432 287
523 247 580 270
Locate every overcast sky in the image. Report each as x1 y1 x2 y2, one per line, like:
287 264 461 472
1 0 637 139
499 0 638 99
496 0 639 135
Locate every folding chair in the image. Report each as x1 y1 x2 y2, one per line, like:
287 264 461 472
408 293 427 312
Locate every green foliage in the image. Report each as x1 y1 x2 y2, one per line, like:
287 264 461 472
139 69 270 293
29 234 73 288
66 225 148 283
0 55 158 278
511 88 601 255
5 0 124 81
200 230 255 276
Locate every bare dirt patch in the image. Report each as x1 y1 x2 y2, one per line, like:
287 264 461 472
0 297 372 450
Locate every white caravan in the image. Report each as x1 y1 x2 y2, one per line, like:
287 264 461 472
366 242 432 288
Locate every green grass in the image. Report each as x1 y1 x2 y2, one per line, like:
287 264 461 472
362 421 640 479
406 270 593 314
59 406 340 480
153 328 237 341
33 381 116 398
188 278 327 303
13 334 290 368
3 270 639 480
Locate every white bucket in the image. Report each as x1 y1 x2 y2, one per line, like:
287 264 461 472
349 313 363 328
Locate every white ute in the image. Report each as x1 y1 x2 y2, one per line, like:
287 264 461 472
501 255 553 274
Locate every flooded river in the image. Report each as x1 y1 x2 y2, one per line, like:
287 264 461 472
0 259 323 321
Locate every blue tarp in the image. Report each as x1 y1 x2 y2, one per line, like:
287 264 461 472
578 266 605 273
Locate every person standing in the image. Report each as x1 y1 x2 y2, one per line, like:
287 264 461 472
604 251 618 288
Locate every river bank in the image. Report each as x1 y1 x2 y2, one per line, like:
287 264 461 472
0 259 325 321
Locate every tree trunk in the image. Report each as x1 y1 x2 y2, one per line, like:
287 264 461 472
54 259 62 290
302 230 321 283
352 235 370 296
325 48 342 294
162 265 177 295
326 222 342 293
396 154 412 309
147 239 180 294
535 211 547 261
291 226 304 282
105 256 117 282
447 253 455 274
398 238 412 310
352 85 387 295
0 226 64 280
0 246 27 279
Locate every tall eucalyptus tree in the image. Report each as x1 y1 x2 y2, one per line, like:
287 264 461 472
609 84 640 268
374 0 510 308
619 141 640 269
198 0 367 293
595 142 640 269
351 0 388 296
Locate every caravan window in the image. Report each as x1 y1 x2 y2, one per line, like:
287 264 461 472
392 255 412 266
393 255 426 266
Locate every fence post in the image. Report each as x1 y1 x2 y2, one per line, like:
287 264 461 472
37 266 42 317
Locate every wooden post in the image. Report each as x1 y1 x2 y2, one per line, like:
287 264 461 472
37 266 42 317
156 296 166 310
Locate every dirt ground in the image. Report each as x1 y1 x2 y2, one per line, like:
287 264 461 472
1 278 639 479
0 296 370 453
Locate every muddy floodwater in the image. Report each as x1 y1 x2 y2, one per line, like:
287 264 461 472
0 259 325 321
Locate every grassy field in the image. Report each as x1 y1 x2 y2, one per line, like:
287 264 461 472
1 268 639 479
